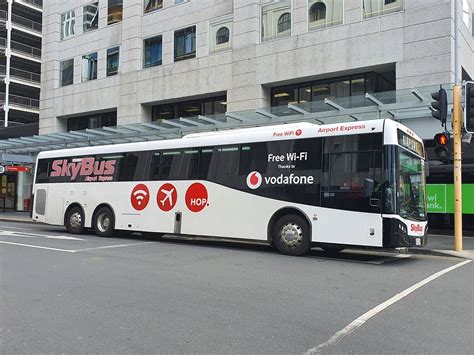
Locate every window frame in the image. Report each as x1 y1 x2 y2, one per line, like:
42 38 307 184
107 46 120 76
61 10 76 40
277 12 291 33
143 35 163 68
81 52 98 82
144 0 164 14
83 2 99 33
174 25 197 62
60 58 74 87
108 0 123 25
362 0 403 19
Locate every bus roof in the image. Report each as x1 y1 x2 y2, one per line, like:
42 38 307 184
37 119 394 159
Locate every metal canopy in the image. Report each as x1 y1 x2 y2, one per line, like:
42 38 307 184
0 83 456 156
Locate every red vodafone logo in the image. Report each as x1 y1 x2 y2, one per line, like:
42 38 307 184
296 129 302 136
246 171 262 190
131 184 150 211
157 183 177 212
185 183 208 213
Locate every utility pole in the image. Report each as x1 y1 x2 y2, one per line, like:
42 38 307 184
452 0 463 251
4 0 13 128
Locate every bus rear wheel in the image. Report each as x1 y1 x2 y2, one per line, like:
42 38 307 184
65 206 85 234
94 207 116 237
272 214 311 256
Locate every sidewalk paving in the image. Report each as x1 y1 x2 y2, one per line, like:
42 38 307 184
0 211 473 260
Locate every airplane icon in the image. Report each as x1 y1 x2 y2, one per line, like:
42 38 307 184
160 188 175 206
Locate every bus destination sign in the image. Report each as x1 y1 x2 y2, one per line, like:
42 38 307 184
398 130 424 156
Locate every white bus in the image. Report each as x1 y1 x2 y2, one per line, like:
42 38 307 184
32 119 428 256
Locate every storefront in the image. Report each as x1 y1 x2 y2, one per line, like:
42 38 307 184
0 157 35 212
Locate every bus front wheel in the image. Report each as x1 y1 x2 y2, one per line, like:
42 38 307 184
65 206 85 234
93 207 116 237
272 214 311 256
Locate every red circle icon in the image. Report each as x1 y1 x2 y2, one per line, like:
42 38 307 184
246 171 262 190
185 183 208 213
157 183 177 212
131 184 150 211
296 129 302 136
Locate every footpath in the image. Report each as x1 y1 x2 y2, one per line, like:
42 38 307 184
1 211 473 260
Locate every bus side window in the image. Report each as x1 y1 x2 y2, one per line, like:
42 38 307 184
239 143 268 175
149 152 161 180
180 149 199 179
36 159 50 183
120 152 140 181
160 150 182 180
198 148 214 180
215 146 239 182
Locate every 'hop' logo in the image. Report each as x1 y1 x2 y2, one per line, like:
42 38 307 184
246 171 262 190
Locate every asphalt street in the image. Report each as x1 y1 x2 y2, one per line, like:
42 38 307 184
1 221 473 354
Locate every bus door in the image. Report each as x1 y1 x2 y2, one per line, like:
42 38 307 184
318 137 383 247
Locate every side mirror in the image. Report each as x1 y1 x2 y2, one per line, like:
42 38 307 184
425 161 430 178
363 178 374 198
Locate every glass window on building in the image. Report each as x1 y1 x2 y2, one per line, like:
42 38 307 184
209 16 232 53
261 0 291 42
144 36 163 68
108 0 123 24
60 59 74 87
308 0 343 30
82 52 98 82
83 2 99 32
174 26 196 62
61 10 76 40
107 47 120 76
67 111 117 131
144 0 163 14
152 95 227 121
271 71 396 106
363 0 402 19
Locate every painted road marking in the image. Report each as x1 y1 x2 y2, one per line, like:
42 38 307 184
304 259 473 354
0 241 76 253
0 230 86 241
0 241 156 253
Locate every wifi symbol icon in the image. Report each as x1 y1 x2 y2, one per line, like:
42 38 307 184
131 184 150 211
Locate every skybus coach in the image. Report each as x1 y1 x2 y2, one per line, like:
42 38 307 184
32 119 428 256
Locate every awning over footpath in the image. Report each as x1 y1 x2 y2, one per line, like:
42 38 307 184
0 84 456 158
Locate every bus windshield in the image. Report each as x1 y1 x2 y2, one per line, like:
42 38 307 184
397 149 426 221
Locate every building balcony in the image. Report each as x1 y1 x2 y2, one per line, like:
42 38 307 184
0 92 40 114
0 65 41 88
0 38 41 63
14 0 43 12
0 10 42 37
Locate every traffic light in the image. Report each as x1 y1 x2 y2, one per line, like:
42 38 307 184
431 88 448 125
465 81 474 133
433 132 450 160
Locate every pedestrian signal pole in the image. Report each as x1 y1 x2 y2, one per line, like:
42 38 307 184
452 0 462 252
452 85 462 252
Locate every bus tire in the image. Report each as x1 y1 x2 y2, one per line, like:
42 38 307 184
321 245 345 253
65 206 85 234
272 214 311 256
93 206 116 237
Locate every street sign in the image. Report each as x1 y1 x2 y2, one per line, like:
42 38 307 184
0 165 4 174
5 166 29 172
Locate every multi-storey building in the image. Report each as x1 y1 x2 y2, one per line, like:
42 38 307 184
0 0 42 139
0 0 41 212
40 0 473 134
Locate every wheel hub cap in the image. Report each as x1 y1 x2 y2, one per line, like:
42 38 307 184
280 223 303 248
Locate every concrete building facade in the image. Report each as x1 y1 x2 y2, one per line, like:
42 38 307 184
40 0 473 136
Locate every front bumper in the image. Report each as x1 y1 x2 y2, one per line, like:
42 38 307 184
383 218 428 248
